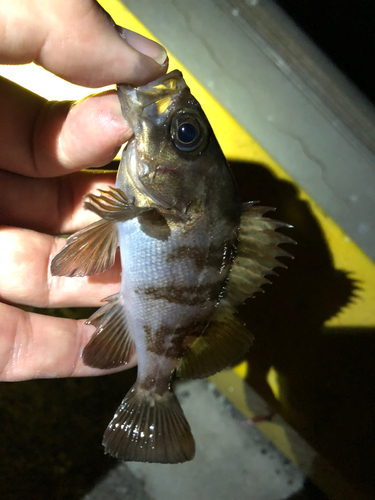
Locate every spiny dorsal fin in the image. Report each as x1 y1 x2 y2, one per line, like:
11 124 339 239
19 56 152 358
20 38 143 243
176 299 253 380
103 384 195 463
83 293 135 369
177 203 294 380
226 202 295 307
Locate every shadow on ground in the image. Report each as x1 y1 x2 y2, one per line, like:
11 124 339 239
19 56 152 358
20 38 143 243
229 161 375 493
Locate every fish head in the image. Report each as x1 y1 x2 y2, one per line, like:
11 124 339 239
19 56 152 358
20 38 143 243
117 70 236 215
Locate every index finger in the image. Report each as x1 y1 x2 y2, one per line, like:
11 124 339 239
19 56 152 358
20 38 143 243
0 302 137 381
0 81 130 177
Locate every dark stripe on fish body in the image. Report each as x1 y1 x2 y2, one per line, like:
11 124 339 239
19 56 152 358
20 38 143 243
207 239 237 272
166 246 207 269
136 281 225 306
166 240 236 272
144 321 208 360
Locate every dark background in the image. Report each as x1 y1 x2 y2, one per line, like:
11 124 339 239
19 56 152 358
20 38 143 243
275 0 375 105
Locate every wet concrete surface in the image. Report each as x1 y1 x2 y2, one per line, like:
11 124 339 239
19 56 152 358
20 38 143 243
85 380 306 500
1 348 322 500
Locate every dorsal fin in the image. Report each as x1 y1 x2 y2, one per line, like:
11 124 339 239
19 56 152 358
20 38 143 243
177 203 294 379
226 202 295 307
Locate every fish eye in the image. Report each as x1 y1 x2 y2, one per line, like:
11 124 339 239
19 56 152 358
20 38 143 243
177 122 197 144
170 110 209 154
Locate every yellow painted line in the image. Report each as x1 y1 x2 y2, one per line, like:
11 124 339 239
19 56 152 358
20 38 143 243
212 369 370 500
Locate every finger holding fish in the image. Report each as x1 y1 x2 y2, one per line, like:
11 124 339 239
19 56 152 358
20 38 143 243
0 301 137 382
0 0 168 88
0 169 117 235
0 227 122 309
0 80 131 178
0 0 173 384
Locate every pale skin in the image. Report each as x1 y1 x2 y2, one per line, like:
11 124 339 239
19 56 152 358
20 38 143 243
0 0 168 381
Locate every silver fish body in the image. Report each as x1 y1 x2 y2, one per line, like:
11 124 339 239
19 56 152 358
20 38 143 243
107 71 241 462
51 70 293 463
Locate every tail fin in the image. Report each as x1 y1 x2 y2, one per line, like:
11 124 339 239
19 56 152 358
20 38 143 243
103 384 195 464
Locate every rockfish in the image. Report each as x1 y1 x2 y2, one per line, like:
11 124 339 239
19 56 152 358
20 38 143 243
51 70 292 463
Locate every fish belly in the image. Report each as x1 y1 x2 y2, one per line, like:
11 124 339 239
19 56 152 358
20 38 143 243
117 216 220 391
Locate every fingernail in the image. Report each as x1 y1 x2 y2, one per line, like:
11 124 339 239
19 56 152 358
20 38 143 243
116 25 167 66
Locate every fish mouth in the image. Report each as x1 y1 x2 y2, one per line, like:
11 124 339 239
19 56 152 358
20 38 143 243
117 71 190 212
133 69 185 102
117 70 188 126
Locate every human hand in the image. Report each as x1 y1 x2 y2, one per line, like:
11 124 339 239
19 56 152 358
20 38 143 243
0 0 168 381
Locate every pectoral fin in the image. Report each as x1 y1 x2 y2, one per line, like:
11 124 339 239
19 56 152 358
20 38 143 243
84 187 147 222
83 293 135 369
177 203 294 379
51 219 118 277
51 188 153 277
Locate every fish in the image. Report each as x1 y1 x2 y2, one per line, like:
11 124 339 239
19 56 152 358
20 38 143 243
51 70 293 464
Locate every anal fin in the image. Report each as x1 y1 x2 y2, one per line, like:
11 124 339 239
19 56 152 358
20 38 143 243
83 294 135 369
176 299 253 380
103 383 195 463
